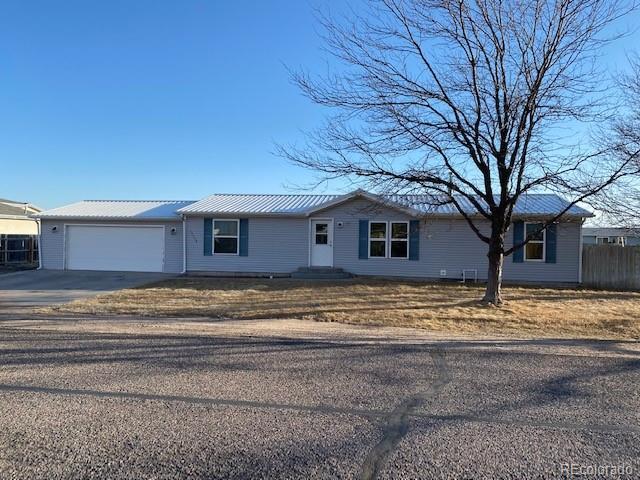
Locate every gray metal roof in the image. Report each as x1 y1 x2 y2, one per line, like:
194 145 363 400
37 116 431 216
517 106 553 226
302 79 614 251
35 192 592 220
177 194 343 215
35 200 195 220
0 199 41 217
178 192 592 217
390 193 593 217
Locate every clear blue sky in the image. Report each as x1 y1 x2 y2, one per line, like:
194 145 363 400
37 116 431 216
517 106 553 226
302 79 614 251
1 0 341 209
1 1 638 209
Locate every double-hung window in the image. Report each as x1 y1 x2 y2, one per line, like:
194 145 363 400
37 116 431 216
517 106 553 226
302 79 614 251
369 222 387 257
213 219 239 255
390 222 409 258
524 222 545 261
368 221 409 258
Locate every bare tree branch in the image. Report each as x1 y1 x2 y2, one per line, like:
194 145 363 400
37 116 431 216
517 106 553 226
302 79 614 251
279 0 638 304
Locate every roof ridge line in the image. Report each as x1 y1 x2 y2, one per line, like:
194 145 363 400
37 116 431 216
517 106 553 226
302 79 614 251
205 193 342 197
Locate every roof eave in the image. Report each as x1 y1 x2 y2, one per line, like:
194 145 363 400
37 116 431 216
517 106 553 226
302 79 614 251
1 214 36 220
510 212 593 219
35 216 182 221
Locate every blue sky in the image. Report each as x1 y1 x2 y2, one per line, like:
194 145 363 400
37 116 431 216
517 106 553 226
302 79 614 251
1 0 341 208
1 1 638 209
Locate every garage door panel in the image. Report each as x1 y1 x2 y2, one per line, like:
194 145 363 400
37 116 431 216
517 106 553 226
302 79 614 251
66 225 164 272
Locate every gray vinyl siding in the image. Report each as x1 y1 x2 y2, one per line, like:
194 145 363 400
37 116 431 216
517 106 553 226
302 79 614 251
185 198 581 283
185 216 308 273
39 219 183 273
504 222 580 282
40 198 583 282
39 220 64 270
314 198 581 283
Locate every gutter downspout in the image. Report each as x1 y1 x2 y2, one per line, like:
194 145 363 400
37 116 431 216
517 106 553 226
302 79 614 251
578 218 585 284
37 219 43 270
181 215 187 274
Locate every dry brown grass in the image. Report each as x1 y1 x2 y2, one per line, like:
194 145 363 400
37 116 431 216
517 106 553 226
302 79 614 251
41 277 640 339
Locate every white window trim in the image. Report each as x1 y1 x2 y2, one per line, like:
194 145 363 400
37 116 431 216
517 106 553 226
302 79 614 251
212 219 240 255
389 221 409 259
368 221 388 259
368 220 410 259
524 222 546 262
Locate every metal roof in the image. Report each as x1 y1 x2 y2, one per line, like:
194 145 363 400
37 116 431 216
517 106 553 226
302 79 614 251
389 193 593 217
35 200 196 220
0 199 41 217
178 191 592 217
177 194 343 215
35 192 592 220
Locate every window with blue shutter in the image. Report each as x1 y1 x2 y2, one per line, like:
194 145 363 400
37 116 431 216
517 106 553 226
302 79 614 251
203 218 213 256
409 220 420 261
545 223 557 263
358 220 368 259
512 221 524 263
239 219 249 256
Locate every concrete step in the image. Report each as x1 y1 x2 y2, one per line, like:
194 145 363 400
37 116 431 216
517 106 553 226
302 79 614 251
291 267 352 279
290 272 352 280
295 266 345 273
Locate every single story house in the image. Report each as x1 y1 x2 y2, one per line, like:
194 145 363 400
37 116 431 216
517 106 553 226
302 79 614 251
583 227 640 247
33 190 592 284
1 198 41 264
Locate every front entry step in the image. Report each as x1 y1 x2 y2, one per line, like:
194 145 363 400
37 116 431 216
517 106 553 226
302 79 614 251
291 267 352 279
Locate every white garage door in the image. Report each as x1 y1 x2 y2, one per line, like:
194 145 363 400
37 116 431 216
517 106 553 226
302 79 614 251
66 225 165 272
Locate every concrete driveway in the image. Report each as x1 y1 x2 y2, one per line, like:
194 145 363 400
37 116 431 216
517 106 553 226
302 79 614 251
0 270 173 310
0 316 638 479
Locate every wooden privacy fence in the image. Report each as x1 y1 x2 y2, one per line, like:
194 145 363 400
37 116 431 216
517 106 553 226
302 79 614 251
0 234 39 265
582 245 640 290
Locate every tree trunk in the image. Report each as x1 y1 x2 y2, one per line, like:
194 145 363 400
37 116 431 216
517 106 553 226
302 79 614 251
482 231 505 306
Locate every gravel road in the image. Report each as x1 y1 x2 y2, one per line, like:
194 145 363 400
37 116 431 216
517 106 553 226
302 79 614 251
0 318 638 479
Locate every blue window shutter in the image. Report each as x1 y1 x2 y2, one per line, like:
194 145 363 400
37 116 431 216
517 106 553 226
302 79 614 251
359 220 368 259
545 223 557 264
512 221 524 263
239 219 249 256
409 220 420 261
203 218 213 256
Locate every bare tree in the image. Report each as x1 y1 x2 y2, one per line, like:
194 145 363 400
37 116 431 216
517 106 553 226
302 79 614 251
597 55 640 229
279 0 639 304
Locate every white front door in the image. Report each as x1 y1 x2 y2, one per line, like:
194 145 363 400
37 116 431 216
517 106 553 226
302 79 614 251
310 219 333 267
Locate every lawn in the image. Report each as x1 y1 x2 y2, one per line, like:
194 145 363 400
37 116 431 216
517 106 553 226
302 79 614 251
40 277 640 339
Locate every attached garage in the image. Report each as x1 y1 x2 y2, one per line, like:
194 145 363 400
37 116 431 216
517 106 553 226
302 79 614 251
35 200 193 274
65 225 165 272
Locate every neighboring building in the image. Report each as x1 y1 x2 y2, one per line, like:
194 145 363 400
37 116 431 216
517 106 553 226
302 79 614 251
0 198 41 265
34 190 592 284
582 227 640 247
0 198 40 235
